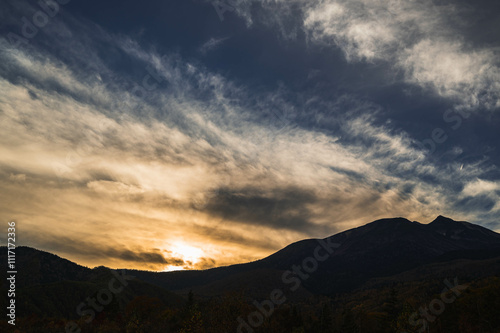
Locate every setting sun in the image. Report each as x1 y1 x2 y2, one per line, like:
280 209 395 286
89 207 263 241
163 241 204 271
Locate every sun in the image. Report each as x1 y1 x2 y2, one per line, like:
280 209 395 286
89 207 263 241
163 240 204 271
172 241 204 263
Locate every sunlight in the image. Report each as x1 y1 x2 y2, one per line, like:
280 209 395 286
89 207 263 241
162 240 204 271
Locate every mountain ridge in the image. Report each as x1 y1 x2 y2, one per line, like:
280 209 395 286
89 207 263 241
5 215 499 299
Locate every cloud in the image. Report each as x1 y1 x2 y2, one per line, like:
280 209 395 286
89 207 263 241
236 0 500 112
305 0 500 110
400 39 500 110
9 173 26 182
203 186 322 232
462 178 500 197
19 233 185 269
199 36 230 54
192 257 217 270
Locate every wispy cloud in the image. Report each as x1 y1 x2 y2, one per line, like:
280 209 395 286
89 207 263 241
304 0 500 110
232 0 500 112
199 36 230 54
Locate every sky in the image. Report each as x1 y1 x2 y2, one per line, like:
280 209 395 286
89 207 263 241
0 0 499 271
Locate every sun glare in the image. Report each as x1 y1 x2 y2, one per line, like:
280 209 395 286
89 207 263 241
163 240 204 271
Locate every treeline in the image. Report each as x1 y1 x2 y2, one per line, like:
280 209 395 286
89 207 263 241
1 276 500 333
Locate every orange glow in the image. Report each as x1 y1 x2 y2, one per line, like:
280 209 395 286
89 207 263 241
163 241 204 271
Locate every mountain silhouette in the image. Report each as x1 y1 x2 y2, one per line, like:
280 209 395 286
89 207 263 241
128 216 500 297
3 216 500 302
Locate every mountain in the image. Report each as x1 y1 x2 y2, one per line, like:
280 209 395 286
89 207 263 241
3 216 500 301
129 216 500 297
428 215 500 246
3 216 500 332
0 247 185 320
0 246 92 286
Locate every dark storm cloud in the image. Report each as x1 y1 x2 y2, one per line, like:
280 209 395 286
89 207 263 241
203 186 321 232
190 224 281 251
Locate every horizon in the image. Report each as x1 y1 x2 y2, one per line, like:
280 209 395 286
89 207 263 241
4 214 500 272
1 0 500 272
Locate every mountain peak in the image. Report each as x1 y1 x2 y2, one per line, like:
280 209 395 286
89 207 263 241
368 217 412 226
430 215 456 224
